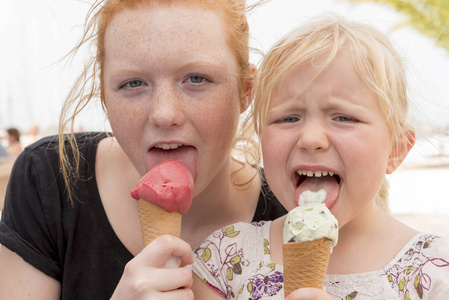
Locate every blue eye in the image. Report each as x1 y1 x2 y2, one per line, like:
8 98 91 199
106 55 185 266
279 116 300 123
188 75 206 83
122 80 144 88
335 115 355 122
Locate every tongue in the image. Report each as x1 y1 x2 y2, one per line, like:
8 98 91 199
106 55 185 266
294 176 339 207
146 146 198 182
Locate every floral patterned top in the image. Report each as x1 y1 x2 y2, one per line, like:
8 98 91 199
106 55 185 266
193 221 449 299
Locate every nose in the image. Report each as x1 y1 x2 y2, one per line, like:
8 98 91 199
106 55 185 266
296 120 329 154
149 85 186 128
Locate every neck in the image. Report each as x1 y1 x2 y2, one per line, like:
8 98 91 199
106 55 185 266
328 203 417 274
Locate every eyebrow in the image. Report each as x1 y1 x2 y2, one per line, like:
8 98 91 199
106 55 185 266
177 60 228 73
269 93 369 113
107 60 228 77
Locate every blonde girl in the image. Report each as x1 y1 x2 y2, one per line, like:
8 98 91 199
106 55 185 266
193 14 449 299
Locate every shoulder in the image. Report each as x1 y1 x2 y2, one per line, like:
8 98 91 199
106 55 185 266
407 233 449 264
25 131 108 150
193 221 271 270
192 222 257 271
391 233 449 261
12 132 108 178
19 131 109 165
7 132 109 207
193 221 275 298
196 221 270 250
7 131 108 199
385 233 449 299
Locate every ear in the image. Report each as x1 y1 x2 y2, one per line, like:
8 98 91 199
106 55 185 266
386 129 415 174
240 63 257 113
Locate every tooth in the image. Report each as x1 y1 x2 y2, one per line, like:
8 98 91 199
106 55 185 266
307 170 313 177
315 171 322 177
322 171 328 176
329 171 334 176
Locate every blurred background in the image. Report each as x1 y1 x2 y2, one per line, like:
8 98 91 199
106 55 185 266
1 0 449 233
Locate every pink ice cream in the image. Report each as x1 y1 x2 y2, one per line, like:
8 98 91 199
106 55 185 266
130 160 194 215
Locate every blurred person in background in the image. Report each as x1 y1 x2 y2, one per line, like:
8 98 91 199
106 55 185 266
6 128 23 158
0 143 7 158
0 130 8 158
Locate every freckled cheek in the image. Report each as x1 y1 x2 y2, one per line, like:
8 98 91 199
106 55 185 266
197 105 239 144
195 91 241 141
104 92 147 133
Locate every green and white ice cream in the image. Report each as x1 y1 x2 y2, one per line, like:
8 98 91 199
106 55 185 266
283 193 338 251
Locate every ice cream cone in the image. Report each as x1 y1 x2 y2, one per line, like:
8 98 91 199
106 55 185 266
282 238 330 297
137 198 182 247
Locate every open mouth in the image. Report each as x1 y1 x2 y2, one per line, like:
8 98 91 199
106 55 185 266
146 144 198 181
293 170 341 189
150 144 196 156
292 169 341 207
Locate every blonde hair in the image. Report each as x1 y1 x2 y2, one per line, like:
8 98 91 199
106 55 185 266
59 0 264 203
247 14 414 211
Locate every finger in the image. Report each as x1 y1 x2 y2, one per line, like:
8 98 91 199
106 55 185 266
132 266 193 294
140 235 194 268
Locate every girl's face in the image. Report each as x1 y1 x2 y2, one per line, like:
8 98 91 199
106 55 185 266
103 5 244 197
262 50 402 228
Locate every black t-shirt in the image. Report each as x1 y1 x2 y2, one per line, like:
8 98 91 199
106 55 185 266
0 132 286 299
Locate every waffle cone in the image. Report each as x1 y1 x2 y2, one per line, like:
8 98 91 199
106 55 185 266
137 199 182 247
282 238 330 297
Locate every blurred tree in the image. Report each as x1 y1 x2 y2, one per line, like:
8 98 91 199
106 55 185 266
347 0 449 51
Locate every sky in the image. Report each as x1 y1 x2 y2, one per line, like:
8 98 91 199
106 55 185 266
1 0 449 137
